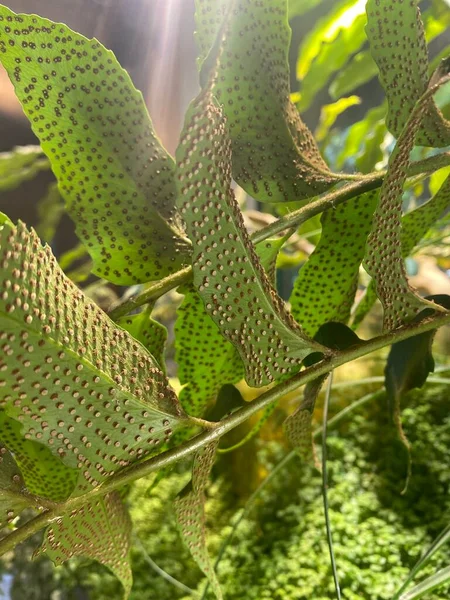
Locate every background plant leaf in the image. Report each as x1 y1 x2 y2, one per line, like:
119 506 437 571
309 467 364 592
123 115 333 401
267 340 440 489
0 439 30 528
0 5 191 284
195 0 339 203
0 146 49 192
0 220 186 493
37 491 132 599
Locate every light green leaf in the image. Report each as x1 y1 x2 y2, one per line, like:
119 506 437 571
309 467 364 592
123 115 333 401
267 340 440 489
399 566 450 600
38 491 132 599
330 51 378 100
288 0 323 19
0 439 30 528
0 410 78 501
0 5 191 284
290 190 378 337
117 307 167 374
0 145 49 192
0 221 186 493
316 96 361 142
366 0 450 146
364 69 450 330
174 441 222 600
296 11 367 112
195 0 339 203
35 183 64 244
176 90 325 387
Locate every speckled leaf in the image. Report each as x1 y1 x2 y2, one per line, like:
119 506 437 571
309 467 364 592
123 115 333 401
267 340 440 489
353 175 450 328
0 410 78 501
366 0 450 147
0 145 49 192
290 190 378 337
364 68 450 330
38 491 132 599
176 90 325 387
175 237 284 417
0 440 30 528
195 0 339 203
0 221 186 493
0 5 191 284
117 308 167 374
174 441 222 600
284 376 326 465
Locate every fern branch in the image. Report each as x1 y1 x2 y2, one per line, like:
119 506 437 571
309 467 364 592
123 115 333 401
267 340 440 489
0 310 449 557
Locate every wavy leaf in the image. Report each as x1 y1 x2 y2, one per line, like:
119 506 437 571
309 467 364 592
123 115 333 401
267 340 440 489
290 190 378 337
0 220 186 493
364 67 450 330
366 0 450 146
176 89 325 387
38 491 132 599
173 441 221 600
0 5 191 284
195 0 338 203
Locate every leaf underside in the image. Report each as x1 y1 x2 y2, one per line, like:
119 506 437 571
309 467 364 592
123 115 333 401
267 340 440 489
290 190 378 337
38 491 132 599
176 89 322 387
0 221 185 493
366 0 450 146
195 0 339 203
174 441 222 600
0 5 191 284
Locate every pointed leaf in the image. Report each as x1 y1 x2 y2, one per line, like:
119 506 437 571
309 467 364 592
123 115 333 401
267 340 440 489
364 68 450 330
290 190 378 337
366 0 450 146
117 308 167 374
38 491 132 599
176 90 325 387
0 221 186 492
0 440 30 528
195 0 339 203
0 146 49 192
0 410 78 501
0 5 191 284
173 441 222 600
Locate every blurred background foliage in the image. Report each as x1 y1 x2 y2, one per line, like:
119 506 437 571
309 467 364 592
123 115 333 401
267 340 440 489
0 0 449 598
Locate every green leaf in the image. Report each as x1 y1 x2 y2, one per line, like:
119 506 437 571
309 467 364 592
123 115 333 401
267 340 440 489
38 491 132 599
195 0 338 203
364 68 450 330
290 190 378 337
399 566 450 600
316 96 361 143
173 441 222 600
117 307 168 374
176 89 325 387
296 10 367 112
0 410 78 501
35 183 65 244
0 145 49 192
0 5 191 284
330 50 378 100
176 284 245 418
288 0 323 19
366 0 450 146
206 384 246 422
0 439 30 528
0 221 186 493
0 211 13 227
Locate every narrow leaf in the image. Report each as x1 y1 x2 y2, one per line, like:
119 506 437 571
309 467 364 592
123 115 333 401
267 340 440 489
38 491 132 599
195 0 339 203
0 221 186 492
364 68 450 330
290 190 378 337
0 146 49 192
176 89 325 387
174 441 222 600
366 0 450 146
35 183 65 244
0 440 30 528
399 565 450 600
0 5 191 284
